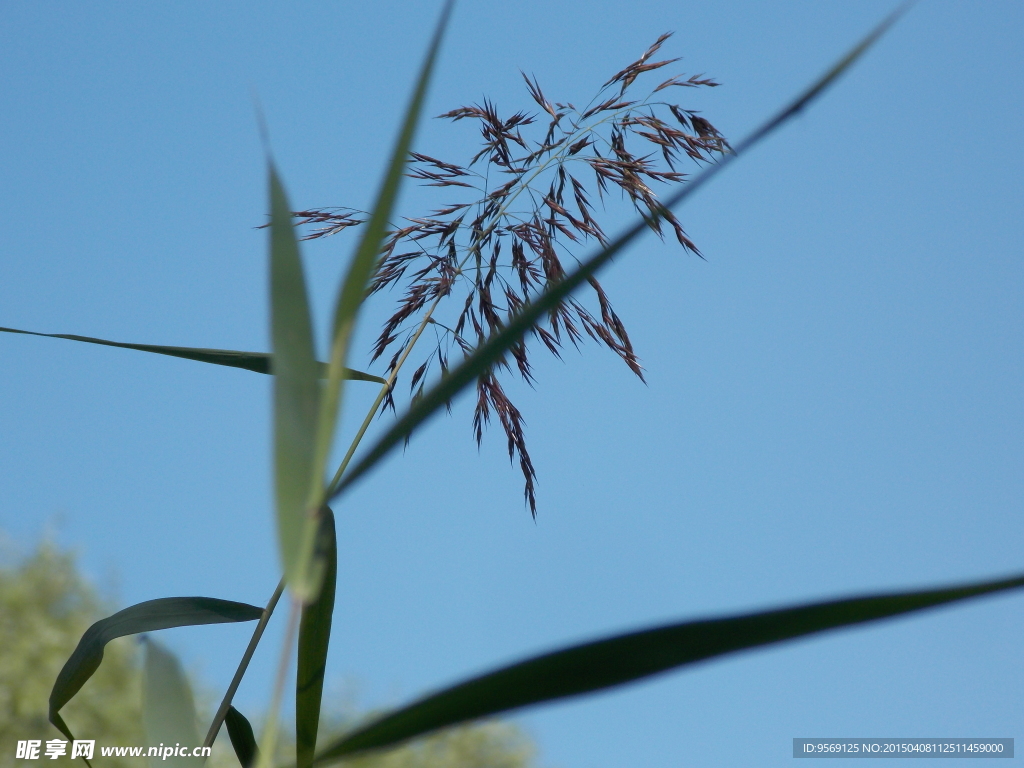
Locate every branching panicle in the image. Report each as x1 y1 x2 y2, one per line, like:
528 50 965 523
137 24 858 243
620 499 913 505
293 33 726 516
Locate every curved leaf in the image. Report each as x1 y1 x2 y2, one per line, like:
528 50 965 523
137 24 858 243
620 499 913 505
314 571 1024 762
49 597 262 741
296 509 338 768
226 707 260 768
143 638 200 768
0 325 384 383
329 3 908 502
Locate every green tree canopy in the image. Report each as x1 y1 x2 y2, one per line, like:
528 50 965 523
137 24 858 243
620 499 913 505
0 540 144 768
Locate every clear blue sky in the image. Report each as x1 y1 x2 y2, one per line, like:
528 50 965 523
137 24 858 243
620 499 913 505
1 2 1022 766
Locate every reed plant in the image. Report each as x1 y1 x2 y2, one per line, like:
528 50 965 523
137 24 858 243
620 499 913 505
6 2 1022 766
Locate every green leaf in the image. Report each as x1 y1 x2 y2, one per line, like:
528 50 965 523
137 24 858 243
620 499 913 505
49 597 261 742
269 164 325 602
143 638 201 768
226 706 260 768
314 571 1024 762
329 3 908 502
312 0 454 501
296 509 338 768
0 325 384 383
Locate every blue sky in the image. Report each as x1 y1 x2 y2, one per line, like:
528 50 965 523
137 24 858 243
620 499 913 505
1 2 1022 766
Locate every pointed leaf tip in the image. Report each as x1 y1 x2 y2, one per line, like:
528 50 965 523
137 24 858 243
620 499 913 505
314 0 454 502
0 325 383 382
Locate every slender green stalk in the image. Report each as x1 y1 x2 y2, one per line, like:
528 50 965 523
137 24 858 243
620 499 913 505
204 579 286 749
255 598 303 768
325 292 446 497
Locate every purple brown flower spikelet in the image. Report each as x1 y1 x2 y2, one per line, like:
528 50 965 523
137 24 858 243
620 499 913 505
294 33 727 516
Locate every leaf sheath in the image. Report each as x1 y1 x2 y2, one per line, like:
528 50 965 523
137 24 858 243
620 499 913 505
296 509 338 768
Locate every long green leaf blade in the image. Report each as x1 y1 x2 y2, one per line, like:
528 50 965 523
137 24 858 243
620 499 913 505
296 509 338 768
312 0 454 503
226 707 261 768
0 325 384 383
269 165 324 601
329 4 908 502
315 571 1024 762
143 638 201 768
49 597 262 741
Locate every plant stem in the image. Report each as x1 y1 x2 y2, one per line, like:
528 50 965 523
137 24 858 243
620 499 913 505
203 578 286 749
255 597 302 768
203 270 447 751
325 292 446 497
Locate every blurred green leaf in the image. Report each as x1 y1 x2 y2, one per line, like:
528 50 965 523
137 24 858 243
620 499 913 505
269 165 325 602
226 706 260 768
315 571 1024 761
48 597 261 742
297 509 338 768
329 3 907 502
142 638 200 768
313 0 454 500
0 325 384 383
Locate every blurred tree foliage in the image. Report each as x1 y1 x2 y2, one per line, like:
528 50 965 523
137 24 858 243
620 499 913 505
0 540 144 768
0 541 539 768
